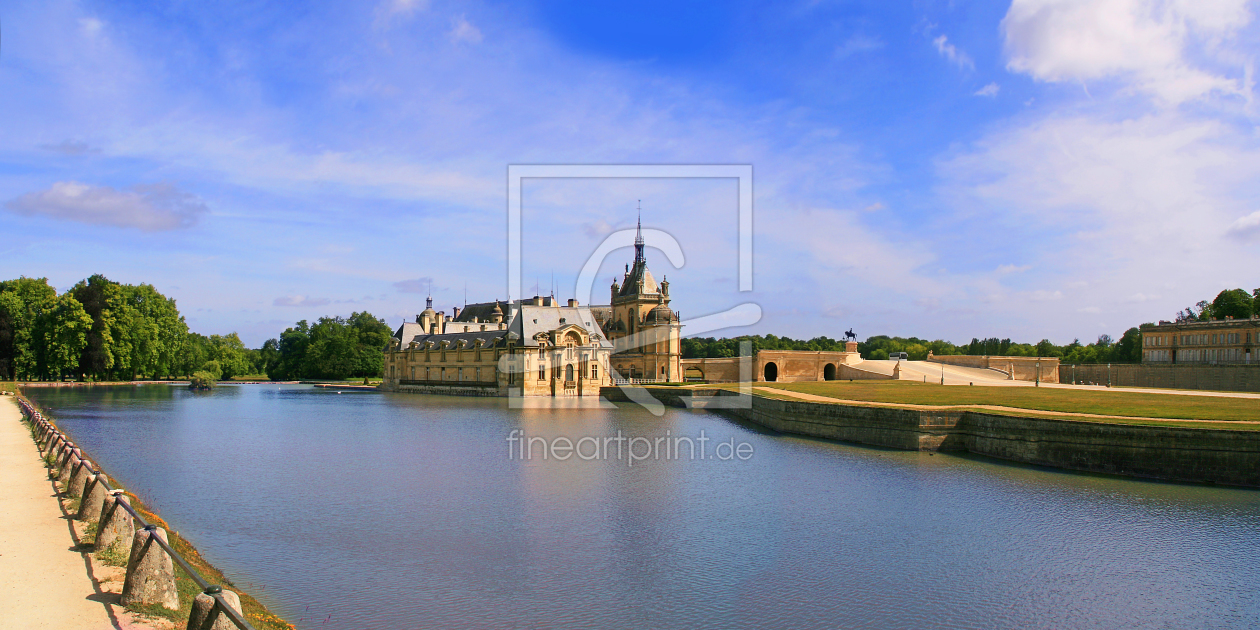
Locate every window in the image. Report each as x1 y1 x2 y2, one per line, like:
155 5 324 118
539 362 546 380
592 364 598 380
390 366 395 377
410 367 415 379
425 367 431 380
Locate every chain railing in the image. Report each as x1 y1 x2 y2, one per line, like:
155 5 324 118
14 394 256 630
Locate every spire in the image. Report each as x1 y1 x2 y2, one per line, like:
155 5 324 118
634 200 645 265
426 280 433 310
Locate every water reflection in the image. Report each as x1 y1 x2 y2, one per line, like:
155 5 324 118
26 384 1260 630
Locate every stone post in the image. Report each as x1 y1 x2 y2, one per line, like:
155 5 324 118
186 586 243 630
77 472 110 522
96 492 135 553
69 459 94 498
58 450 81 485
121 525 180 610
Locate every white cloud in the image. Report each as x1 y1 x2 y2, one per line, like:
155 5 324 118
273 295 332 307
997 263 1030 274
1227 210 1260 240
392 278 435 294
1001 0 1252 104
1030 289 1063 301
861 202 886 212
5 181 207 231
374 0 428 27
835 34 883 59
974 82 1001 97
450 15 483 44
1077 306 1102 313
933 34 974 70
1124 292 1161 302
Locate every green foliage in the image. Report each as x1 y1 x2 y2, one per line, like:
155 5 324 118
189 370 218 390
1211 288 1254 320
0 274 251 381
266 312 392 380
201 360 223 380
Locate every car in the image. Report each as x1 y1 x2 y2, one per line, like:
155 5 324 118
890 352 908 360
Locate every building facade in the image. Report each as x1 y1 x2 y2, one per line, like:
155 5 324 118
382 214 685 395
381 295 615 397
1140 317 1260 364
590 217 683 383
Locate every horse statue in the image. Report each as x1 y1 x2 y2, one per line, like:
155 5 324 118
843 329 857 342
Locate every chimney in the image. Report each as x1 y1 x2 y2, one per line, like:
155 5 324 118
533 296 543 306
568 298 578 307
452 306 461 319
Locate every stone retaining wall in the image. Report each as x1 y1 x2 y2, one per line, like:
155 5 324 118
1060 363 1260 392
602 386 1260 487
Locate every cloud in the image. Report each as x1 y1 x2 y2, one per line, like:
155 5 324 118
273 296 331 307
1124 292 1161 303
5 181 208 231
974 82 1000 97
581 219 616 239
835 34 883 59
392 277 435 294
1077 306 1102 314
41 139 99 155
1227 210 1260 240
933 34 974 70
997 263 1030 274
374 0 428 27
861 202 885 212
450 15 483 44
1030 290 1063 301
1001 0 1251 104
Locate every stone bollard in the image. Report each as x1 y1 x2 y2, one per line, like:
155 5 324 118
43 432 59 455
58 446 79 477
78 472 110 522
187 586 243 630
96 492 135 553
69 459 94 498
58 451 80 486
121 525 180 610
50 437 67 464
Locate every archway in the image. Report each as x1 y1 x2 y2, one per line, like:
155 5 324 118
823 363 836 381
684 366 705 382
565 364 574 382
763 362 778 382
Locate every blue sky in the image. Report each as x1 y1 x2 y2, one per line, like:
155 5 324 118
2 0 1259 347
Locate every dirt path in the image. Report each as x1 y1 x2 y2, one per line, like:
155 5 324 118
0 396 163 630
752 387 1260 425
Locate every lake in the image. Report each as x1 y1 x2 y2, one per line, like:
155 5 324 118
25 384 1260 629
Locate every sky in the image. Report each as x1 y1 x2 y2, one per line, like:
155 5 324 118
2 0 1259 348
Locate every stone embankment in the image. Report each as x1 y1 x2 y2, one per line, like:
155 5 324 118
9 394 291 630
601 386 1260 487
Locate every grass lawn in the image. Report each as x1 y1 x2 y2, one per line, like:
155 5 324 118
741 381 1260 425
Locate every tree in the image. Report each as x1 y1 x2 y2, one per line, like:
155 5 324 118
0 278 57 380
41 293 92 381
208 333 250 380
1114 327 1142 363
1211 288 1253 320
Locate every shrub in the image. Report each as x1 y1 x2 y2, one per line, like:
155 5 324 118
189 371 217 390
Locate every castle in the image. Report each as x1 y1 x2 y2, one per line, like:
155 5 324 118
381 216 683 396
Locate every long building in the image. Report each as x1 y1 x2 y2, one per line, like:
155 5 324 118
381 215 684 396
1140 317 1260 364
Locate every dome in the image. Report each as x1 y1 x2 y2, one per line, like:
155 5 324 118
645 305 678 324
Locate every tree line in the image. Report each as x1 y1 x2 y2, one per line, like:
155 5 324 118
0 274 391 382
682 330 1144 364
1175 288 1260 322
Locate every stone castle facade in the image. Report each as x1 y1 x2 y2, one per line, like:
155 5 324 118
381 216 683 396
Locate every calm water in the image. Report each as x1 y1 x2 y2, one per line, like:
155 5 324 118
26 384 1260 629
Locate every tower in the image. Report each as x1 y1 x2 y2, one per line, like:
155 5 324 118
604 204 681 381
